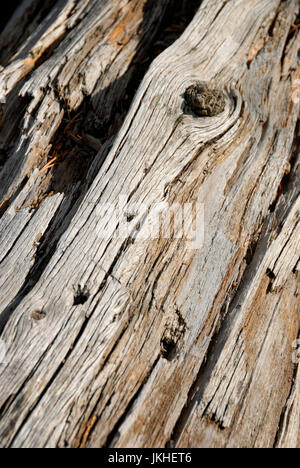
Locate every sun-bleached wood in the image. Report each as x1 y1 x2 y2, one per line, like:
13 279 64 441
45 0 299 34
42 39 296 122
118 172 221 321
0 0 299 448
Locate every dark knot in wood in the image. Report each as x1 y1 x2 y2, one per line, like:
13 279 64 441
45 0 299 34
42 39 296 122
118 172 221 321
30 310 46 321
184 82 226 117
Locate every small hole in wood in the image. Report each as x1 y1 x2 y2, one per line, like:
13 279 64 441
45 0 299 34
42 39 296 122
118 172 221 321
266 268 276 280
73 285 90 306
126 213 135 222
160 337 177 361
266 268 276 294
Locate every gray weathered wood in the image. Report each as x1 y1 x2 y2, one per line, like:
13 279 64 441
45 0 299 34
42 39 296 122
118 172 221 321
0 0 299 448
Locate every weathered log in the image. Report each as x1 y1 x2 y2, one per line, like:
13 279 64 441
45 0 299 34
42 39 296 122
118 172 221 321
0 0 299 448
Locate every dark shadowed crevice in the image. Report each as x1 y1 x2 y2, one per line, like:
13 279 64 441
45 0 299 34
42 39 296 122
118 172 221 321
0 0 65 66
269 119 299 215
0 84 32 176
0 0 24 35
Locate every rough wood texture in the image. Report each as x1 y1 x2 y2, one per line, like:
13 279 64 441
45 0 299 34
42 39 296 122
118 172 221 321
0 0 299 448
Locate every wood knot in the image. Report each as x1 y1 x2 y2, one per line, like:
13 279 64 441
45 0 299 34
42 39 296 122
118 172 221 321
184 82 226 117
30 310 46 321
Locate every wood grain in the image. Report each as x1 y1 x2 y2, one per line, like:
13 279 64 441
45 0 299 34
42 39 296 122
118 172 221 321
0 0 299 448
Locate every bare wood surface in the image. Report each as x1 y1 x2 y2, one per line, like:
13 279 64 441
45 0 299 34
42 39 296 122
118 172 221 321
0 0 299 448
